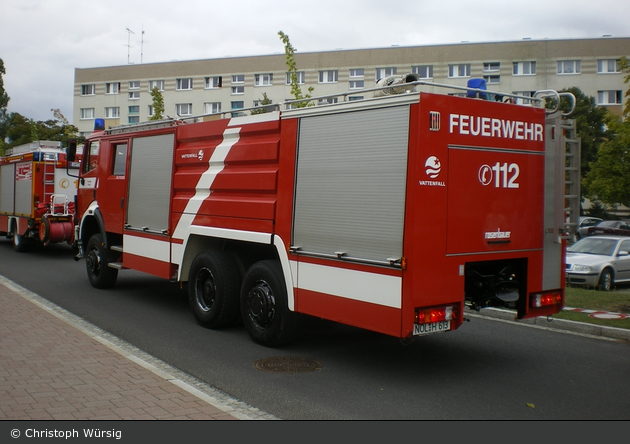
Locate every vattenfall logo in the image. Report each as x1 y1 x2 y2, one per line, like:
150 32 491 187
419 156 446 187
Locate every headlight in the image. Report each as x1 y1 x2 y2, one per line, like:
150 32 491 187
572 264 592 272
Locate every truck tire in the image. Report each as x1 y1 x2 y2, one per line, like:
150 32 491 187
240 260 294 347
85 233 118 289
188 251 241 328
11 221 27 253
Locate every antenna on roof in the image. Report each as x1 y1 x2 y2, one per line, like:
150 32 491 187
126 27 135 64
141 26 145 63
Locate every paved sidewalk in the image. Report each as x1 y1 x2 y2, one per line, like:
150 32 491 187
0 276 277 421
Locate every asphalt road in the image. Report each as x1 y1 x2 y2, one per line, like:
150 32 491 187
1 240 629 420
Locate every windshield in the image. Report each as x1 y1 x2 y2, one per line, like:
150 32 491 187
596 220 617 228
568 237 618 256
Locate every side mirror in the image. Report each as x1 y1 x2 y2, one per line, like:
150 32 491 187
67 139 77 162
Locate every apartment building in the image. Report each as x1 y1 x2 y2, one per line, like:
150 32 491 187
73 36 630 136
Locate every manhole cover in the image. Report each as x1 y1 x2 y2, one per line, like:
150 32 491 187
254 356 323 374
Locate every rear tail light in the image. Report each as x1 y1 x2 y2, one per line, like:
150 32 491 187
415 306 454 324
531 292 562 308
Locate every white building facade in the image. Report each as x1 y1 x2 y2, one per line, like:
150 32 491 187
73 37 630 136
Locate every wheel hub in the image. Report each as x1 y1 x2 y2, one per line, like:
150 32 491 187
196 268 216 312
247 280 276 329
86 249 100 275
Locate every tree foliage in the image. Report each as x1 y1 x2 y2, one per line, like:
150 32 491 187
0 58 11 154
583 58 630 209
150 86 165 120
278 31 314 108
584 115 630 208
2 111 79 150
555 87 611 179
251 92 273 115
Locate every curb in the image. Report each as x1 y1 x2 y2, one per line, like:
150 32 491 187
467 307 630 342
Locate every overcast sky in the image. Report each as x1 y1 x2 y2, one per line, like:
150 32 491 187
1 0 628 122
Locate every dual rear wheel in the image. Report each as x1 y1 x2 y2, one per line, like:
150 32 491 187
188 252 294 347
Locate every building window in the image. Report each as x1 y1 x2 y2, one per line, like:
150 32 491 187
80 108 94 119
231 86 245 95
349 80 364 89
286 71 305 85
349 69 364 89
349 68 364 78
513 61 536 76
513 91 536 105
128 116 140 124
204 102 221 114
483 62 500 72
412 65 433 79
128 106 140 114
318 97 339 105
318 70 338 83
148 105 154 118
128 91 140 100
232 74 245 84
176 78 193 90
149 80 164 91
231 101 244 117
105 83 120 94
597 90 622 105
176 103 192 116
448 64 471 78
105 107 120 118
597 59 621 73
483 75 500 84
253 98 273 107
557 60 581 74
129 81 140 90
81 84 95 96
376 67 397 81
205 76 222 89
348 96 364 101
255 73 273 86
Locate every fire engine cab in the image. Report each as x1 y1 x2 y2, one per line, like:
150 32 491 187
68 78 576 346
1 140 79 251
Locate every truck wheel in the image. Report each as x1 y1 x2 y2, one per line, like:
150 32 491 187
240 260 294 347
11 222 27 253
85 233 118 289
598 268 613 291
188 251 241 328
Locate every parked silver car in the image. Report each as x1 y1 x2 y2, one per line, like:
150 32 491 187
574 216 602 241
566 235 630 291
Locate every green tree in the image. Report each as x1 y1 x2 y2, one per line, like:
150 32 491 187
3 111 79 149
584 115 630 208
278 31 314 108
251 92 273 115
0 58 11 155
150 86 165 120
556 87 611 180
583 58 630 208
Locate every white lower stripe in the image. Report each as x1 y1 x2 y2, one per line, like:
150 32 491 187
294 262 401 309
124 235 170 262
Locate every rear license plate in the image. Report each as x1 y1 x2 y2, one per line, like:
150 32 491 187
413 321 451 336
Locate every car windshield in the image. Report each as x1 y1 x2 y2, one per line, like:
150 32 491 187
568 238 618 256
596 220 617 228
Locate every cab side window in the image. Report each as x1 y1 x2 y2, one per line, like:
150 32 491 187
112 144 128 176
82 140 100 174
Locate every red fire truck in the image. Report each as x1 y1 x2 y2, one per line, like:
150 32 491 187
68 79 575 346
1 140 79 251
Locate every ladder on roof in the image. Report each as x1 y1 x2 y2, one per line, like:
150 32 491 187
562 118 581 239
